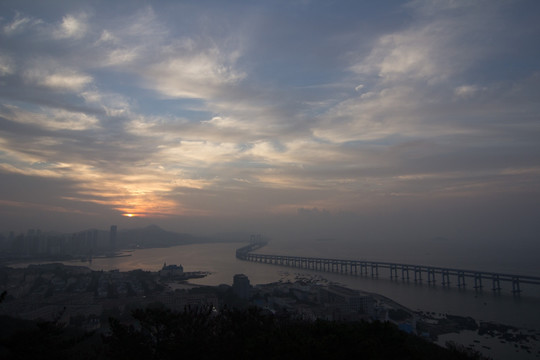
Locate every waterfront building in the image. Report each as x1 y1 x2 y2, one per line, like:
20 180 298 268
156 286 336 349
159 263 184 278
319 285 375 315
233 274 251 299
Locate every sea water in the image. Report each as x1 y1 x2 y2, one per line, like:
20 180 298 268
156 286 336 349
9 240 540 359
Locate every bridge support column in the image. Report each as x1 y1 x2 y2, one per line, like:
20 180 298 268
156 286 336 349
390 265 398 280
474 273 483 290
414 267 422 283
457 271 466 288
512 277 521 295
442 270 450 287
492 275 501 292
402 266 410 282
427 268 436 285
371 264 378 277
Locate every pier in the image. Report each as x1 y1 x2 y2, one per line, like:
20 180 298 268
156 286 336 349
236 242 540 295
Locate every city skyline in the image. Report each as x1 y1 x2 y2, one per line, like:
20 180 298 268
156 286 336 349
1 1 539 246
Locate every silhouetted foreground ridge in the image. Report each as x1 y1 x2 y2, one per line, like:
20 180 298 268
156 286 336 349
1 305 486 359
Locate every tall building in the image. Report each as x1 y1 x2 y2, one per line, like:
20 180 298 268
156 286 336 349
232 274 251 299
109 225 117 249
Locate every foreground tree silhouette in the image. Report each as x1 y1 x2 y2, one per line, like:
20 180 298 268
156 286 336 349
104 306 488 360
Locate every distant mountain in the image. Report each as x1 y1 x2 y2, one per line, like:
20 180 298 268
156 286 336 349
117 225 200 248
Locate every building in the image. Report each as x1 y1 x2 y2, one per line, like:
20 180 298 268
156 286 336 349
319 285 375 315
232 274 251 299
159 263 184 278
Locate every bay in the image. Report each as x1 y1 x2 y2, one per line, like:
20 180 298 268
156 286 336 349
9 240 540 359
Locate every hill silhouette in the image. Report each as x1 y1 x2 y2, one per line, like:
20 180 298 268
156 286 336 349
117 225 200 248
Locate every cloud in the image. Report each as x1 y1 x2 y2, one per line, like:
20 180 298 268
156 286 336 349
142 46 245 99
80 90 131 117
313 86 428 142
1 104 100 131
0 199 95 216
453 85 479 98
0 1 539 235
2 12 42 35
0 55 14 76
39 71 92 91
104 47 139 66
53 14 88 39
96 30 115 44
23 67 92 92
350 20 465 84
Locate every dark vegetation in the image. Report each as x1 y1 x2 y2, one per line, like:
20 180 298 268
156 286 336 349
0 303 488 360
388 308 412 322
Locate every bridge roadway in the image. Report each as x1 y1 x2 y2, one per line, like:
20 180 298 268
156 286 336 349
236 242 540 295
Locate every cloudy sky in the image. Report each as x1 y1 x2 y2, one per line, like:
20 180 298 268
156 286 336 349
1 0 539 244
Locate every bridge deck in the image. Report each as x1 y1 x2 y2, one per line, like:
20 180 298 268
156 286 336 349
236 242 540 294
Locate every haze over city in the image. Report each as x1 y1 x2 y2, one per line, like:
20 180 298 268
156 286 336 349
1 0 539 251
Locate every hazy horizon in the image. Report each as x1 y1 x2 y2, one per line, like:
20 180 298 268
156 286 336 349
1 1 539 253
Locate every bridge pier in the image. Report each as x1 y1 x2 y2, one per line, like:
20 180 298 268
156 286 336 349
427 268 436 285
442 270 450 287
492 275 501 292
401 266 410 282
414 266 422 283
457 271 466 288
512 277 521 295
371 263 378 277
474 273 483 290
390 265 398 280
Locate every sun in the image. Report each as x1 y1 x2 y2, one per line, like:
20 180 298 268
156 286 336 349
123 213 136 217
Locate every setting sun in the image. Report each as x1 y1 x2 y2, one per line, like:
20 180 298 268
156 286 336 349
123 213 136 217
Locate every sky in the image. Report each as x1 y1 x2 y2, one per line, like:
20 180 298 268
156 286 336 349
1 0 540 246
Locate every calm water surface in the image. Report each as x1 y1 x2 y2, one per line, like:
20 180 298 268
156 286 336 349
16 241 539 328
